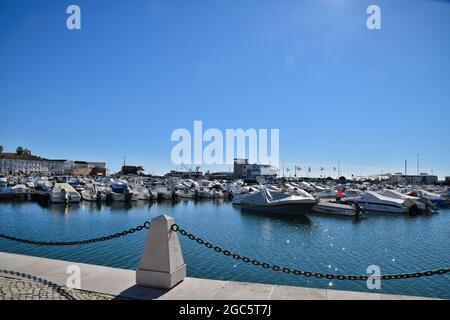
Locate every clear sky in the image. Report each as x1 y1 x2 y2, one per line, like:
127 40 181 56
1 0 449 178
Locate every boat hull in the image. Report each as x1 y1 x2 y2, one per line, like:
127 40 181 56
311 203 357 216
240 202 316 216
348 201 407 214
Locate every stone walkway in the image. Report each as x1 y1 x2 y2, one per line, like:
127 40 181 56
0 273 114 300
0 252 436 300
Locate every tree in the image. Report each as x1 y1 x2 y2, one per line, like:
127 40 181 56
16 146 24 155
0 145 3 154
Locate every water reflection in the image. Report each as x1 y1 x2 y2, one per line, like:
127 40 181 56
240 208 312 226
48 203 81 215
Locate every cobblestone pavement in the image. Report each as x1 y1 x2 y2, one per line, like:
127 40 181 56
0 275 115 300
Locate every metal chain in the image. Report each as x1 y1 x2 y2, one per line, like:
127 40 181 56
171 224 450 281
0 221 151 246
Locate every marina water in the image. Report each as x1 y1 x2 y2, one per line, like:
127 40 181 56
0 200 449 299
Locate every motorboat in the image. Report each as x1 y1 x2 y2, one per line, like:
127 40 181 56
0 175 7 188
36 178 53 191
176 188 195 199
130 185 151 200
232 192 254 205
311 200 363 217
109 183 132 202
49 183 81 203
81 185 107 202
379 189 435 214
10 184 30 193
153 185 174 200
194 186 213 199
346 191 408 214
410 189 448 208
240 187 318 216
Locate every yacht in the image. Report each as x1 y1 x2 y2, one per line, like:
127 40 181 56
240 187 318 216
346 191 408 214
311 200 363 216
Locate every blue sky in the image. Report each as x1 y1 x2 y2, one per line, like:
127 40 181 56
1 0 449 177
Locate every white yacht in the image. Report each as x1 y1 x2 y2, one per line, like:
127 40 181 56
346 191 408 214
311 200 363 216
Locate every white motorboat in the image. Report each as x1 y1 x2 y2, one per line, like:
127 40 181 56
346 191 408 214
240 187 318 216
176 188 195 199
49 183 81 203
311 200 363 217
81 185 107 201
232 192 253 205
130 185 151 200
194 186 213 199
36 178 53 191
410 189 448 208
10 184 30 193
379 189 434 214
0 176 7 189
154 185 173 200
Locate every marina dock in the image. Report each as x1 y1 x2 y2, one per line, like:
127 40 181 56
0 252 435 300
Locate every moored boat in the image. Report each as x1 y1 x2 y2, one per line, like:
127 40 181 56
240 187 318 216
49 183 81 203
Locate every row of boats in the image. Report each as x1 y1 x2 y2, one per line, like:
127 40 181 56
1 175 449 216
234 183 449 216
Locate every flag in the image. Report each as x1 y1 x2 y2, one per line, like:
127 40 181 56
286 168 290 172
333 167 336 171
308 167 311 172
320 167 324 171
296 166 301 171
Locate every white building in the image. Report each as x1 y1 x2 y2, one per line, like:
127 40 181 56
233 158 278 179
0 153 65 175
389 173 438 185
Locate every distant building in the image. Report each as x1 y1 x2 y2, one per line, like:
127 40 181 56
444 177 450 186
389 173 438 185
0 152 65 175
165 170 203 179
204 171 234 180
65 161 107 176
233 158 278 179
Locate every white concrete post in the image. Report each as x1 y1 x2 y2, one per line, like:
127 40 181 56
136 215 186 289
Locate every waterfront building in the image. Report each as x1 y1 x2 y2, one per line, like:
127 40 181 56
165 170 203 179
65 160 107 176
389 173 438 185
233 158 278 179
0 152 65 175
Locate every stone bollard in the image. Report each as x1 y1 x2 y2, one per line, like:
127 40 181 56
136 215 186 289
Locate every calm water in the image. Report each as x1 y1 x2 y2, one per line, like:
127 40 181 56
0 200 449 299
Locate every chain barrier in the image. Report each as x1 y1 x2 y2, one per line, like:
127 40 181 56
1 220 449 280
0 221 151 246
171 224 450 281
